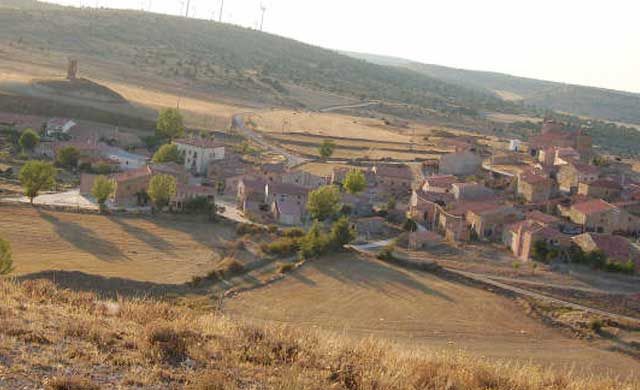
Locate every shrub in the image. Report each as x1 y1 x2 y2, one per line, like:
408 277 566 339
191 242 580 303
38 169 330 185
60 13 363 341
236 223 265 236
145 325 191 364
330 216 356 248
186 371 234 390
282 227 305 238
45 376 99 390
377 243 396 261
299 221 330 259
277 262 295 274
262 237 300 256
217 258 245 276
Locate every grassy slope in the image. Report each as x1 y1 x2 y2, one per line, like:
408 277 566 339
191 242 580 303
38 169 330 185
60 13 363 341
0 0 514 116
345 51 640 125
1 277 638 389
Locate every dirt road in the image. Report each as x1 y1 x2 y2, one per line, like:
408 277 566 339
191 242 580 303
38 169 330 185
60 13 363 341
225 254 640 377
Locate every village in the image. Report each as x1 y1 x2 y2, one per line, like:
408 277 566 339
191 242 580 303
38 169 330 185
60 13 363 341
2 92 640 281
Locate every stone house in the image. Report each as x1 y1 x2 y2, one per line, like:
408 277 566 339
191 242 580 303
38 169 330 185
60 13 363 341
372 165 414 196
557 162 599 193
422 175 457 194
566 199 640 234
113 166 152 206
172 184 216 210
265 182 309 207
439 150 482 176
409 190 452 229
572 233 640 272
281 170 327 189
174 138 225 176
237 178 267 213
517 171 553 203
150 162 189 186
465 203 522 241
577 179 622 202
452 182 495 201
261 163 287 183
352 217 386 240
503 219 569 261
271 197 305 226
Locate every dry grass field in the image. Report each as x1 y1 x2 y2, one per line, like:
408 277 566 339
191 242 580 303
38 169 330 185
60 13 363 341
250 110 419 142
0 46 252 130
2 278 637 389
0 205 235 285
225 254 640 378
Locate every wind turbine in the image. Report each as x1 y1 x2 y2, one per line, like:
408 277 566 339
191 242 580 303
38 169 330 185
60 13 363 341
259 3 267 31
218 0 224 22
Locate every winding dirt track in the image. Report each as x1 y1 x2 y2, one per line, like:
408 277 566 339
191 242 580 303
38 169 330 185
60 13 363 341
225 254 640 378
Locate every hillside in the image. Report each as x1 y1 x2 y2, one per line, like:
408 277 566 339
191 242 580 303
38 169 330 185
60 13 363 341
0 0 515 117
1 277 638 389
345 51 640 126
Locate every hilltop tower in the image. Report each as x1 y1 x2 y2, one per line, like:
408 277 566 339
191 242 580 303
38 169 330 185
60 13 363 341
67 58 78 81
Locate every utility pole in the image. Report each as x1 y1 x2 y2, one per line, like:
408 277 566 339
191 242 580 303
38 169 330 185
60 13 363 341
218 0 224 22
185 0 191 17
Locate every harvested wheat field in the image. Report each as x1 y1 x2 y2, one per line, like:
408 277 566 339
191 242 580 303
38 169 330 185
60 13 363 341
225 254 640 378
0 205 234 286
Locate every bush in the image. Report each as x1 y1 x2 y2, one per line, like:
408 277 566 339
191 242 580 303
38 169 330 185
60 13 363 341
282 227 305 238
277 262 295 274
236 223 265 236
262 237 300 256
217 258 245 276
145 325 191 364
377 243 396 261
299 221 331 259
45 376 99 390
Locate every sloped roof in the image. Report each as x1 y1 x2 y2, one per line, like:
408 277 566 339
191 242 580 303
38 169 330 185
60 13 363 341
114 166 151 182
571 199 616 215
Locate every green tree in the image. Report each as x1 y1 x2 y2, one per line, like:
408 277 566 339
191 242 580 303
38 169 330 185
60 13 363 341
156 108 185 140
152 143 183 164
18 160 56 204
343 169 366 194
0 237 13 275
531 240 549 262
299 221 329 259
91 176 116 212
403 218 418 232
56 145 80 170
148 174 177 210
19 128 39 151
330 216 356 248
306 185 341 221
318 139 336 159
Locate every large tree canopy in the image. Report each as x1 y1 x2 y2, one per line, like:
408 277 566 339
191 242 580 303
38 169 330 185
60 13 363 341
18 160 56 204
156 108 185 140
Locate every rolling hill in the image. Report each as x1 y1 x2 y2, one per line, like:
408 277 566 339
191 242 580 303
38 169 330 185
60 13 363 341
0 0 516 117
345 51 640 126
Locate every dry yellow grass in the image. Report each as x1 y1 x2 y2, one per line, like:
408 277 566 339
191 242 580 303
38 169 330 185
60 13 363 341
1 277 637 389
226 254 640 378
0 205 236 284
250 110 420 142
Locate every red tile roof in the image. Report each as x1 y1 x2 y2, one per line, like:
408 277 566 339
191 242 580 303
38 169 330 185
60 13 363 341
424 175 457 189
585 179 622 190
526 210 559 225
114 166 151 182
571 199 616 215
374 165 413 180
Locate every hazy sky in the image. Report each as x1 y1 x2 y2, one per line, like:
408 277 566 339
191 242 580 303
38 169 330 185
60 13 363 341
44 0 640 93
